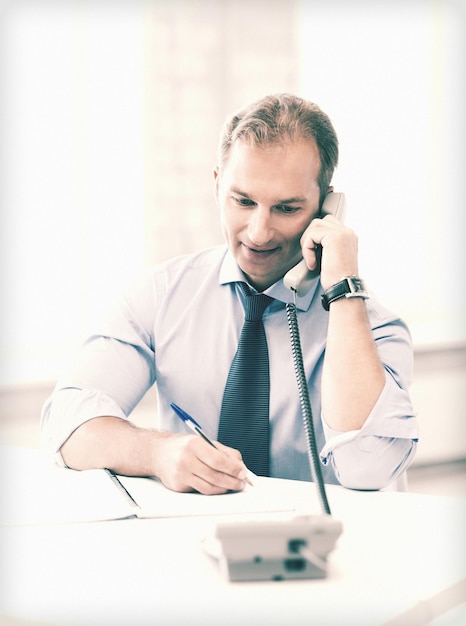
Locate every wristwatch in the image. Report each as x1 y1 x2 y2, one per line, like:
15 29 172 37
321 276 369 311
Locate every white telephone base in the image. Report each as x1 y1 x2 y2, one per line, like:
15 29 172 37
203 514 343 582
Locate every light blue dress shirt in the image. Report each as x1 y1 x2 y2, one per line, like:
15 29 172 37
41 245 418 489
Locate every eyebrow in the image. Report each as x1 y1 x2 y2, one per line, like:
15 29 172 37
275 196 307 204
231 187 307 204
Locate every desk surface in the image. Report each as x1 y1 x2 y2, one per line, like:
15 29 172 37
1 447 465 626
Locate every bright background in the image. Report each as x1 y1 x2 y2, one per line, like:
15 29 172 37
1 0 464 388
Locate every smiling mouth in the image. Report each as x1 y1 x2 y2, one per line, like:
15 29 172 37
243 243 279 256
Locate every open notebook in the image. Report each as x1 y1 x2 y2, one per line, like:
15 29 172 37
1 446 314 527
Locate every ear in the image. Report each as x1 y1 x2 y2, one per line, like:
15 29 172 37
319 186 334 212
213 166 220 203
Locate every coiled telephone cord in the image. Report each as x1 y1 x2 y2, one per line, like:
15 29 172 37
286 302 331 516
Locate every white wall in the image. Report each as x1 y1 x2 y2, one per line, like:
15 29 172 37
1 0 464 388
298 0 465 347
1 1 147 383
1 0 300 385
410 345 466 464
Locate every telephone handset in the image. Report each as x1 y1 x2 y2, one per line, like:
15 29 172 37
283 192 346 297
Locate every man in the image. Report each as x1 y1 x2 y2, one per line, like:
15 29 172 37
41 93 418 494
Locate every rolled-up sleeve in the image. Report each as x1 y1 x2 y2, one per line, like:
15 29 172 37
40 272 157 464
320 372 418 490
319 305 419 490
40 387 129 466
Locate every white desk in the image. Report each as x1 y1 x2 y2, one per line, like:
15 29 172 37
1 447 465 626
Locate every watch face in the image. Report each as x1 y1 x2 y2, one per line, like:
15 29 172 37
346 277 369 298
348 277 363 291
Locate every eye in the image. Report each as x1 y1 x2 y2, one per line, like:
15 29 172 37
276 204 301 214
232 195 255 207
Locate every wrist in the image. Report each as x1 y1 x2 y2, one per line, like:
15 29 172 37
148 430 175 479
321 276 369 311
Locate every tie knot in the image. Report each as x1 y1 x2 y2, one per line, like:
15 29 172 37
237 282 273 321
244 293 273 321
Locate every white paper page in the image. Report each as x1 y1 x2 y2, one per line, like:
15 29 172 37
0 446 135 526
118 474 315 519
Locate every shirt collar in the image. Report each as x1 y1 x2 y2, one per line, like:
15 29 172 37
219 248 320 312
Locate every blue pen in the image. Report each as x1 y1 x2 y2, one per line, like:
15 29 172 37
170 402 254 486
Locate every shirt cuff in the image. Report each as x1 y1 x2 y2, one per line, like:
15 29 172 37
318 372 418 489
320 370 418 458
320 427 361 463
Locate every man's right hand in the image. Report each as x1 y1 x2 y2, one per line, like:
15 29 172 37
152 432 249 494
60 416 248 495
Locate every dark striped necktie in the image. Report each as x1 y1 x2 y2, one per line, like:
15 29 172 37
217 283 273 476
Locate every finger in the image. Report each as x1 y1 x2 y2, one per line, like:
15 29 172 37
174 453 245 494
162 453 243 495
198 442 248 481
161 435 249 494
214 441 244 463
183 440 248 491
190 465 247 495
299 239 321 272
300 217 324 251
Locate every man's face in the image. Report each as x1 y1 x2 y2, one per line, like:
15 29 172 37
215 139 321 291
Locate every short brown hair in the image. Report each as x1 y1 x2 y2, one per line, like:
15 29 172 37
217 93 339 204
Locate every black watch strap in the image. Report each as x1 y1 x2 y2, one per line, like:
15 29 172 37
321 276 369 311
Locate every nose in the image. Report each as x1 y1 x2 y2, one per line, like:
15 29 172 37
247 207 274 247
